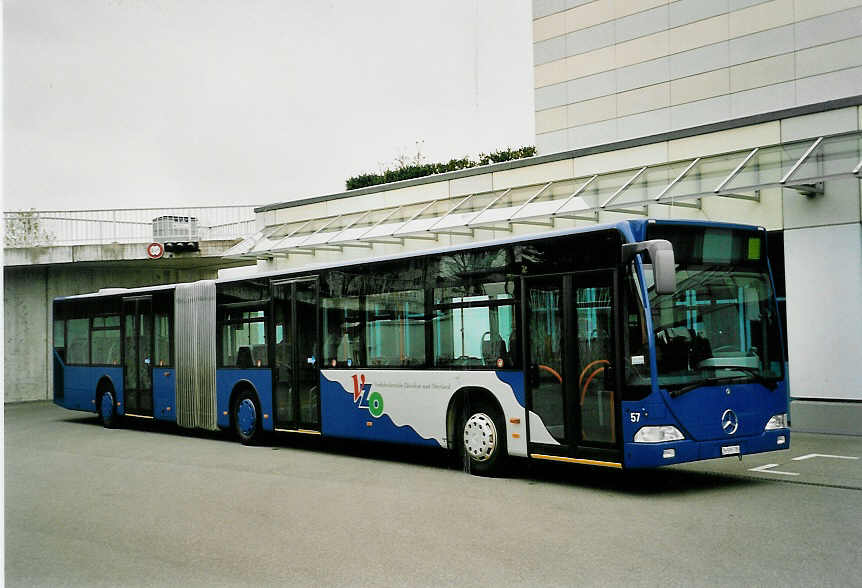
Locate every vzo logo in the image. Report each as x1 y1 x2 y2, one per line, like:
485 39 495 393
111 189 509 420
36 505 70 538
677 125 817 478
351 374 384 418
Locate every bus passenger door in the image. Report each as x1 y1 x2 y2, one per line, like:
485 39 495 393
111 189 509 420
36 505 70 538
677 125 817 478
524 276 568 446
272 278 321 432
525 272 619 462
122 295 154 417
572 271 618 447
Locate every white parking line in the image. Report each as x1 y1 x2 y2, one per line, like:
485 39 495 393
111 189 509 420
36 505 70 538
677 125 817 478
748 463 800 476
792 453 859 461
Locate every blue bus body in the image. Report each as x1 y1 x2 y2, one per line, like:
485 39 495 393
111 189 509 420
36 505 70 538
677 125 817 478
53 219 789 472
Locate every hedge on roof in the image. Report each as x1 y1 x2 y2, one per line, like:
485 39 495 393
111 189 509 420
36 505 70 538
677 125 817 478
345 146 536 191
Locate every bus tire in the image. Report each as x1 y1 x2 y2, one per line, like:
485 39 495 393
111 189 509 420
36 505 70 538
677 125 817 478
233 389 262 445
98 389 119 429
461 402 507 476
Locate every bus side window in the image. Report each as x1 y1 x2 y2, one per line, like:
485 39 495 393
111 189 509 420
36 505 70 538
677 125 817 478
432 282 517 369
154 312 171 367
53 318 66 363
67 318 90 364
219 311 267 368
322 296 362 368
91 315 121 365
623 269 652 399
366 290 425 368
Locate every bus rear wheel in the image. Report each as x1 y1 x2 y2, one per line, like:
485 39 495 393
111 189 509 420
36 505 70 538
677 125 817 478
461 403 507 476
99 390 119 428
233 390 262 445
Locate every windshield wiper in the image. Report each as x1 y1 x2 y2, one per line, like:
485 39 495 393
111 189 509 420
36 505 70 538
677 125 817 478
714 365 778 389
669 367 777 398
670 376 746 398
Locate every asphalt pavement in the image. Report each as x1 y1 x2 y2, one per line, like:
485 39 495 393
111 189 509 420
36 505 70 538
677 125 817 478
5 402 862 587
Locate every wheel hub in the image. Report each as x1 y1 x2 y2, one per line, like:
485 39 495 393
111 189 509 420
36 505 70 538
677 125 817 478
237 398 257 437
463 413 497 462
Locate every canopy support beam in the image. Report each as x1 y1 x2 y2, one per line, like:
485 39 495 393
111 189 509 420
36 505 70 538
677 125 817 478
326 210 371 244
473 224 513 232
356 205 404 241
269 218 314 251
431 229 475 237
392 200 440 237
715 147 759 193
511 219 554 227
552 175 597 217
426 194 474 232
296 214 342 247
602 167 647 209
508 181 558 221
365 238 405 245
469 188 513 226
716 191 761 202
781 137 824 185
556 210 599 222
400 234 440 241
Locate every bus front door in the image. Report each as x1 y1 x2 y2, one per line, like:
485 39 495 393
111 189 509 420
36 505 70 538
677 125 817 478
122 295 154 417
272 278 321 432
524 272 620 464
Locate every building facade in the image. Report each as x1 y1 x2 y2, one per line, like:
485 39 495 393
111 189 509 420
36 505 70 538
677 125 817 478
533 0 862 153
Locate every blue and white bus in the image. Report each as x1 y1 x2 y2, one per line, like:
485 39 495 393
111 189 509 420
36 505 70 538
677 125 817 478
52 219 789 474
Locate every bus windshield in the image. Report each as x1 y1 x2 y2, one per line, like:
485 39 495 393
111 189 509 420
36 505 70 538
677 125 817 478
642 226 784 391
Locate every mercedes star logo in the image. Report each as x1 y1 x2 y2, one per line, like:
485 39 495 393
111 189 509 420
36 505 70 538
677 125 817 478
721 409 739 435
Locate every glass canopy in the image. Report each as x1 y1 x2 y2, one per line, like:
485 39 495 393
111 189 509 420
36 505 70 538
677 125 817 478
225 131 862 258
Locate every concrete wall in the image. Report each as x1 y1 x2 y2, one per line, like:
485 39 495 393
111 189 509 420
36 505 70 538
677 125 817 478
3 239 242 267
3 264 217 403
532 0 862 153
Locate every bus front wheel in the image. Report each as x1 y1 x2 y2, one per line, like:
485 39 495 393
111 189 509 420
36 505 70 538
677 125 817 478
233 390 262 445
461 403 507 476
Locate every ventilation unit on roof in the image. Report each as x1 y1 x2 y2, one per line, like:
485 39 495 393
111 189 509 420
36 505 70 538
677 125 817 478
153 215 200 252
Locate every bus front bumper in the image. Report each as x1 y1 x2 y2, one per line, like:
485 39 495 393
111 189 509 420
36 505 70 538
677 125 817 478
623 429 790 469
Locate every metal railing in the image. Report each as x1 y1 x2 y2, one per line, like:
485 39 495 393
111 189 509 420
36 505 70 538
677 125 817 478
3 206 259 248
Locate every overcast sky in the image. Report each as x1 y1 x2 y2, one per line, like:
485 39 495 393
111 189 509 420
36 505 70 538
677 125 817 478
4 0 534 211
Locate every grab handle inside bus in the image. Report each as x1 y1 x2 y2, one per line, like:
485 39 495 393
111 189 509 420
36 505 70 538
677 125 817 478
621 239 676 295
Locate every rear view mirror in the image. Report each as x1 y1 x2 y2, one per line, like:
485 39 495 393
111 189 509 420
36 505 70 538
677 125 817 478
622 239 677 295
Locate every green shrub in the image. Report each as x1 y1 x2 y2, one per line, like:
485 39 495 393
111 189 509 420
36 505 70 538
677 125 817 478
346 146 536 191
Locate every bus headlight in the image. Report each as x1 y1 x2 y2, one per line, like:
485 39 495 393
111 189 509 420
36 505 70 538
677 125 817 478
764 413 788 430
633 426 684 443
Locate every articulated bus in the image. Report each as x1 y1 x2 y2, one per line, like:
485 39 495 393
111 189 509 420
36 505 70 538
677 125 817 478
52 219 789 475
